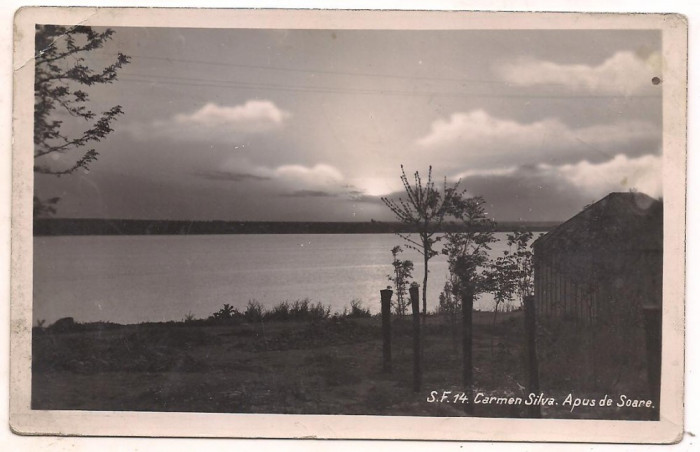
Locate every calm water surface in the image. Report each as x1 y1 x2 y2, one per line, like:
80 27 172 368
34 233 524 324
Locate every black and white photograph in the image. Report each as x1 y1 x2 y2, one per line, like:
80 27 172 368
9 7 687 442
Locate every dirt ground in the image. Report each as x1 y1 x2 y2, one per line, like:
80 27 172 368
31 311 657 419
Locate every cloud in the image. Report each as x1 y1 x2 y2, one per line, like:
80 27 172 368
447 153 662 221
494 51 661 95
281 190 337 198
174 101 290 131
417 109 660 168
194 170 271 182
538 153 662 198
453 166 518 179
197 160 356 194
268 163 344 187
199 161 389 205
127 100 290 143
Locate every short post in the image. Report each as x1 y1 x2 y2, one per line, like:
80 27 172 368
523 295 541 418
643 306 662 421
462 288 475 415
380 287 393 373
409 283 421 392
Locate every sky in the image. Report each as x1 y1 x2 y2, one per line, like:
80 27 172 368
34 27 663 222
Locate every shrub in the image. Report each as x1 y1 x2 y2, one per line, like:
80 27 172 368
211 299 332 323
210 303 241 321
289 299 310 318
436 281 461 318
387 246 414 316
265 299 331 321
183 311 197 322
307 301 331 320
348 299 371 318
267 301 291 321
244 300 264 322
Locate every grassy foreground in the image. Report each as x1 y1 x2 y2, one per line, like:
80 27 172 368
32 310 656 419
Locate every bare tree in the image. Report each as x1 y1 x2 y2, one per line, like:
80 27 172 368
34 25 130 215
381 166 460 319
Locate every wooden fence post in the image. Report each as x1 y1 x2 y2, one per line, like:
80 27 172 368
643 306 661 421
380 287 393 373
409 283 421 392
462 287 475 415
523 295 541 418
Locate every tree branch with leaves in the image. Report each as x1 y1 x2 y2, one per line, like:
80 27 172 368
489 230 536 311
442 194 497 412
387 246 414 316
33 25 130 215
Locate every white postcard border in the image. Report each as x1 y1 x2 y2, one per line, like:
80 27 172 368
10 7 688 442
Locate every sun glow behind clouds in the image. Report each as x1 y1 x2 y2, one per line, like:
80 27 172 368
348 177 402 197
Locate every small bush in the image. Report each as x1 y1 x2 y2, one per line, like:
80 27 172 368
209 299 333 324
244 300 264 322
47 317 77 333
209 303 242 321
347 299 371 318
307 301 331 320
289 299 310 318
183 311 197 322
264 299 330 321
266 301 291 321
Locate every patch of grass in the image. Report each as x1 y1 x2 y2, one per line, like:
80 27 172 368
33 325 216 374
31 310 656 420
305 350 363 386
364 382 399 413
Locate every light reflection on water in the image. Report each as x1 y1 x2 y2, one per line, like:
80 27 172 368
33 233 534 324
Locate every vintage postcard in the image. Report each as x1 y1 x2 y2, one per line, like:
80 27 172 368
10 7 687 442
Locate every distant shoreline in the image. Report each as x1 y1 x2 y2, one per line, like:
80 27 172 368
34 218 559 236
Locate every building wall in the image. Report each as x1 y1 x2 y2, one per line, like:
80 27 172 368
534 248 662 324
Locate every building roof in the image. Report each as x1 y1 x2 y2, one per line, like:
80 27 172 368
533 192 663 253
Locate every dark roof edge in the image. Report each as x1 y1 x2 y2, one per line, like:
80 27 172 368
532 192 659 248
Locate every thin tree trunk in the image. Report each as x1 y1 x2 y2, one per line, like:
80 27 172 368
380 288 393 373
490 303 499 385
393 264 400 315
422 252 428 317
451 314 458 353
409 284 422 392
491 304 499 353
523 295 541 418
462 286 475 415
